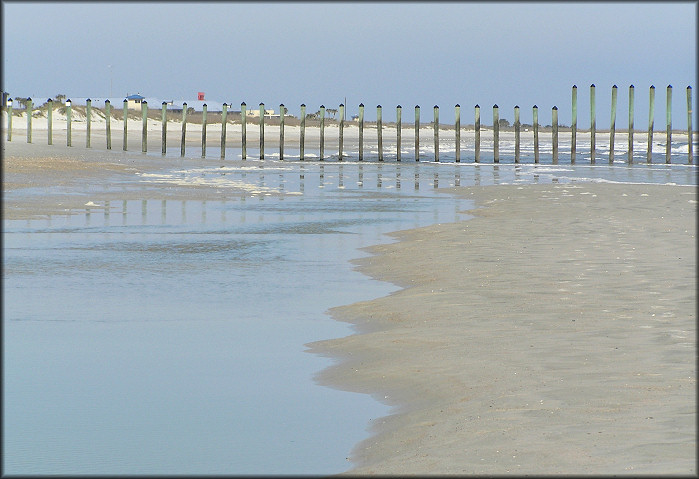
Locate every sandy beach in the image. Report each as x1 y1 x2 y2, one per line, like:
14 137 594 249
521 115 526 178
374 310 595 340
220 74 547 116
309 182 696 474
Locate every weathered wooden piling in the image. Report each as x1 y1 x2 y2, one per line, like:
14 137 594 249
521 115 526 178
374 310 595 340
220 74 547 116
300 103 306 160
220 103 227 159
241 102 247 159
161 102 167 155
6 98 12 141
666 85 672 164
433 105 439 162
571 85 577 163
319 105 325 160
455 104 460 163
259 103 265 160
338 104 344 160
122 99 127 151
26 97 32 143
688 86 693 164
358 103 364 161
493 104 499 163
67 99 72 147
141 100 148 153
280 103 285 160
609 85 617 164
201 103 207 158
647 85 655 163
86 99 91 148
396 105 402 161
514 105 520 163
552 106 559 164
590 84 596 164
105 100 111 150
414 105 420 161
47 99 53 145
377 105 383 161
475 104 480 163
533 105 539 163
628 85 634 164
180 102 187 157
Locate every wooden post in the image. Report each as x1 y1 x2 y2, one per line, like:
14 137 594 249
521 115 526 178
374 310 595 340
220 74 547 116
241 102 247 159
280 103 285 160
647 85 655 163
666 85 672 164
259 102 265 160
300 103 305 160
319 105 325 160
105 100 111 150
67 99 72 147
415 105 420 161
609 85 617 164
358 103 364 161
86 98 91 148
475 104 480 163
47 98 53 145
552 106 558 164
571 85 577 164
181 102 187 157
377 104 383 161
687 86 693 165
141 100 148 153
26 97 32 143
455 104 460 163
397 105 402 161
161 102 167 155
590 84 596 164
628 85 634 164
6 98 12 141
221 103 227 159
338 103 343 160
493 104 499 163
514 105 520 163
122 99 127 151
533 105 539 163
201 103 207 158
432 105 439 162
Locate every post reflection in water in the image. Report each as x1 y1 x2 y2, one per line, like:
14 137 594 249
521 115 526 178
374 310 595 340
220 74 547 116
396 164 401 189
433 171 438 189
377 163 382 189
493 165 500 184
414 168 419 190
358 164 364 188
122 200 127 225
161 199 167 224
141 199 147 224
338 164 344 188
105 200 110 222
202 200 207 224
319 164 325 187
299 164 305 193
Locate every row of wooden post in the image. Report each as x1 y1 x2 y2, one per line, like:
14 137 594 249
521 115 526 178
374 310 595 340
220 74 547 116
5 85 694 164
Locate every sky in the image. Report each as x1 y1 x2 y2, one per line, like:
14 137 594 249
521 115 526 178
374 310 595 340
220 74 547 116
2 1 697 128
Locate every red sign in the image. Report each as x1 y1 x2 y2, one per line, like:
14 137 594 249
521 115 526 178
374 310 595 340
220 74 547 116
198 92 205 100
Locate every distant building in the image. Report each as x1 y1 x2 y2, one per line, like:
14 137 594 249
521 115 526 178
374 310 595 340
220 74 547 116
126 94 145 111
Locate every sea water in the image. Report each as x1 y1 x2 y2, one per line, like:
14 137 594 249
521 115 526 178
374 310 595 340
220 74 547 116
3 155 696 475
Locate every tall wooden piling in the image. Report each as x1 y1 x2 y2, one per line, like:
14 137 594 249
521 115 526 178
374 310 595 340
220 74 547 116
647 85 655 163
201 103 207 158
122 99 127 151
140 100 148 153
105 100 111 150
475 104 480 163
688 86 693 164
300 103 305 160
47 99 53 145
161 102 167 155
433 105 439 162
377 105 383 161
180 102 187 157
259 103 265 160
455 104 460 163
280 103 285 160
221 103 227 159
533 105 539 163
319 105 325 160
571 85 577 163
666 85 672 164
338 104 344 160
358 103 364 161
493 104 499 163
514 105 520 163
26 98 32 143
67 99 73 147
590 84 596 164
241 102 247 159
6 98 12 141
609 85 617 164
414 105 420 161
552 106 559 164
396 105 402 161
86 98 91 148
628 85 634 164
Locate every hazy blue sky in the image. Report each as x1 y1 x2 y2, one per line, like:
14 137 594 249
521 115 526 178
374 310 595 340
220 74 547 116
2 1 696 127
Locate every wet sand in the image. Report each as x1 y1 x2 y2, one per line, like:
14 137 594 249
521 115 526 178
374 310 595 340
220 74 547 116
308 182 696 475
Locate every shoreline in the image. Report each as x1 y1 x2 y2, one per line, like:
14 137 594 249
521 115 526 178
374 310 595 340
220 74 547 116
307 182 696 474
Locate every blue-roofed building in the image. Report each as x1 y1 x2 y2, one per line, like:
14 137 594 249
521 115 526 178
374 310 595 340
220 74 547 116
126 93 145 111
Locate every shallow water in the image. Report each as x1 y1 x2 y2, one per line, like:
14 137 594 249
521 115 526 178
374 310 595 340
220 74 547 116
3 157 696 475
